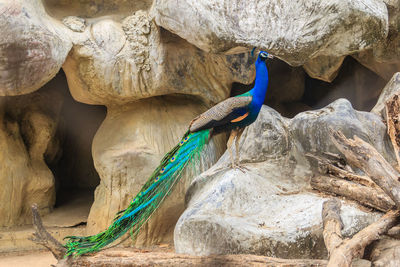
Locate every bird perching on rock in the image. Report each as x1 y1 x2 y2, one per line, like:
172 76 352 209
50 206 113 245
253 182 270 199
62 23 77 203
190 50 273 168
64 50 272 257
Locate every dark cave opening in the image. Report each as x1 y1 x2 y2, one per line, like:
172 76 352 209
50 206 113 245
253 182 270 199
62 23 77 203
231 56 387 118
44 70 106 226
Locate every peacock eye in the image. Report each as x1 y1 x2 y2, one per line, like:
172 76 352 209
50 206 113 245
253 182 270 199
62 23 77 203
260 52 268 58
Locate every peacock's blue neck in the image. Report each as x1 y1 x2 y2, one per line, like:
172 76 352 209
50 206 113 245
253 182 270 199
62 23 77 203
250 59 269 110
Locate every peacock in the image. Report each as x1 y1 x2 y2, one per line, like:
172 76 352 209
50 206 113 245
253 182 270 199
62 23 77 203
64 50 273 257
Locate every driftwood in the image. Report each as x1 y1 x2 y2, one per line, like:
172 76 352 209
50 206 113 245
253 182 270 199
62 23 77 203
29 128 400 267
322 199 343 256
322 199 400 267
386 93 400 171
29 204 66 260
59 250 328 267
311 175 395 212
29 204 328 267
331 131 400 208
306 153 377 189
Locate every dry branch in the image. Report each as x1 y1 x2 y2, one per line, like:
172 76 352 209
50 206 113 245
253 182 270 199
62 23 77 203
321 199 399 267
322 199 343 255
60 249 328 267
327 210 400 267
311 175 395 212
331 130 400 208
385 93 400 171
29 204 66 260
306 153 377 188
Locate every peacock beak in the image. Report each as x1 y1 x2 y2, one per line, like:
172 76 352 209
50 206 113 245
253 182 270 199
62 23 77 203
267 54 274 59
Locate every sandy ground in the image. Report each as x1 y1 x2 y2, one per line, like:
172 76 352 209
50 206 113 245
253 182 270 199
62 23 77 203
0 251 57 267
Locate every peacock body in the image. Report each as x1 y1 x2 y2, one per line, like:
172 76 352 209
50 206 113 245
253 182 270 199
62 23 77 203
64 51 271 257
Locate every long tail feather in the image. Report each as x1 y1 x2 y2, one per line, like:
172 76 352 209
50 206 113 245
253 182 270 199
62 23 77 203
64 129 210 257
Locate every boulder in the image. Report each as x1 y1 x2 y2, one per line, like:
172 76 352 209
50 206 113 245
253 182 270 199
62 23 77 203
0 75 64 226
0 0 72 96
87 96 226 245
152 0 388 65
303 56 345 83
62 11 255 106
174 100 393 257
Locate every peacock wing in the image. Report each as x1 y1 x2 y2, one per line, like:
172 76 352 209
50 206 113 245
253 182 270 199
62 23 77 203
189 96 252 132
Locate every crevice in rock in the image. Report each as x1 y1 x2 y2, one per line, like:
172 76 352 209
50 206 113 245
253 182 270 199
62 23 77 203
231 56 387 118
44 70 106 228
303 57 386 112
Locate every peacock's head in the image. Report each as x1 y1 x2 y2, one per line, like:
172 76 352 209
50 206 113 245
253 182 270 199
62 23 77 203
251 48 274 64
258 51 274 61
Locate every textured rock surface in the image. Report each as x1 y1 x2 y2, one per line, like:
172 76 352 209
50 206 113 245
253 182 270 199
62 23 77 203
303 56 345 82
152 0 388 65
1 0 400 256
88 96 226 245
174 100 392 257
372 72 400 116
0 78 64 226
353 1 400 80
63 13 254 106
0 0 71 96
43 0 153 19
368 239 400 266
353 50 400 81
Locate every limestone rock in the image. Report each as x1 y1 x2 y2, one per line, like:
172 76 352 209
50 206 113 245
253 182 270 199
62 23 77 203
303 56 345 83
352 1 400 80
0 77 64 226
368 239 400 266
174 100 392 257
353 50 400 81
43 0 153 19
62 16 86 32
63 12 255 106
290 99 395 164
0 0 72 96
152 0 388 66
88 96 226 245
372 0 400 63
371 72 400 116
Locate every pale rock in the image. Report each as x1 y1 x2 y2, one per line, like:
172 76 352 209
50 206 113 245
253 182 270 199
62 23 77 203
43 0 153 19
88 96 226 245
303 56 345 83
369 239 400 266
0 81 64 226
63 11 255 106
175 100 392 257
353 50 400 81
152 0 388 65
353 1 400 80
0 0 72 96
62 16 86 32
371 72 400 116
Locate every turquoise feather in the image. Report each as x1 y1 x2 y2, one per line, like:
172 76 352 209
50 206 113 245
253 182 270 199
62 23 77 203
64 129 210 257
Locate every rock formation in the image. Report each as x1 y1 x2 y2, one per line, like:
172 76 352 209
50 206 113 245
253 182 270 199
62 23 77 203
1 1 400 264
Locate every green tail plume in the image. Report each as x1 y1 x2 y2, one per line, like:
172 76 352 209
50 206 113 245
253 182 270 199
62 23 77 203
64 129 210 257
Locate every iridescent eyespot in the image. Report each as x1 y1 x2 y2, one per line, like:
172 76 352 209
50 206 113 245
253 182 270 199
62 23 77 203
160 168 165 174
155 176 160 182
180 141 184 146
170 157 176 162
133 197 138 203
